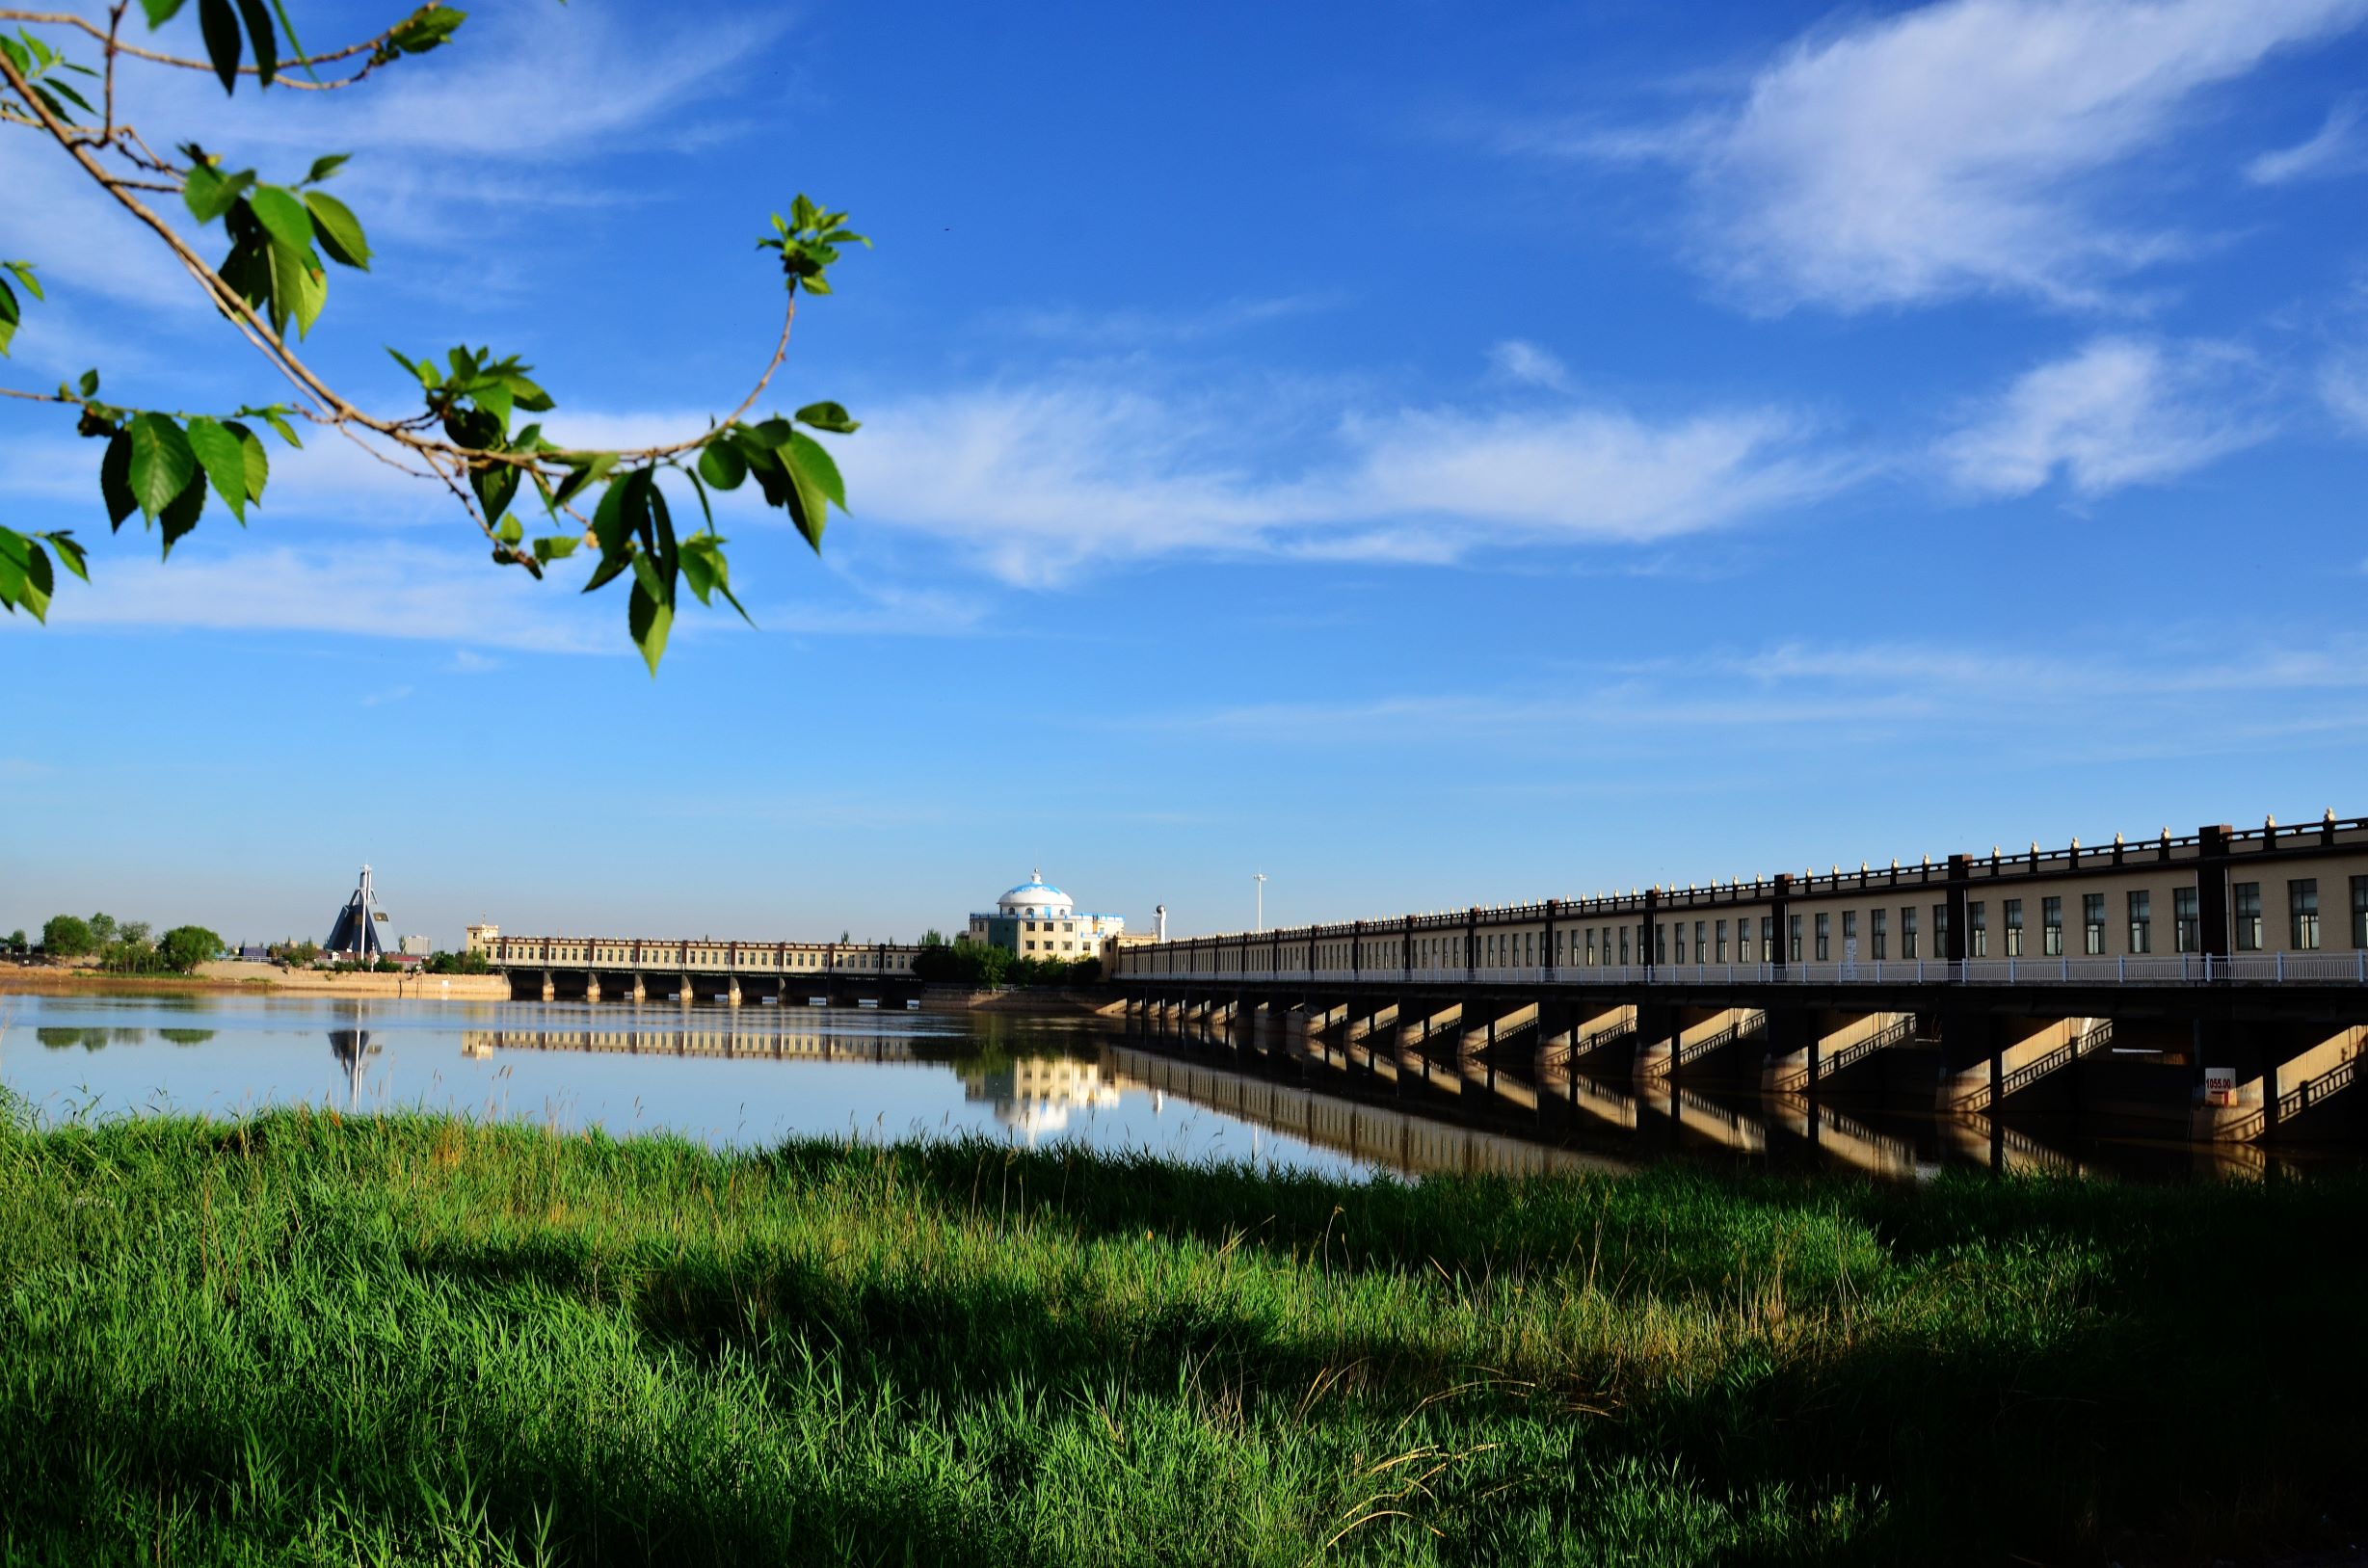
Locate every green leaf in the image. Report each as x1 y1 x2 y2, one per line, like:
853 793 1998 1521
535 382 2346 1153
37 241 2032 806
158 471 207 557
554 452 615 508
532 534 578 564
0 527 49 621
234 0 277 86
40 79 95 118
267 237 326 337
198 0 242 93
589 474 631 561
495 515 522 545
181 161 252 225
473 459 519 527
626 553 673 676
44 530 90 583
125 413 197 522
140 0 186 26
386 6 466 55
223 420 269 502
506 374 552 412
302 153 349 184
678 537 718 604
794 401 860 434
77 368 97 397
183 415 248 520
581 552 629 595
303 190 370 270
100 429 137 529
472 377 512 435
249 407 302 447
696 437 747 492
4 260 41 301
0 278 14 358
785 431 846 508
247 186 315 252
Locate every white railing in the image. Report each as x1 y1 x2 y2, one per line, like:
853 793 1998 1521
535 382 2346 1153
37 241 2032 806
1129 950 2368 986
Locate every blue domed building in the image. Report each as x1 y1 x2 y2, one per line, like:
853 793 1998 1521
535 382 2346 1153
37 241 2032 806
965 870 1126 958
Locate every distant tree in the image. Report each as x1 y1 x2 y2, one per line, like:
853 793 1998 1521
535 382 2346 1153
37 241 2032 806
120 919 152 947
40 914 93 958
4 928 24 955
423 949 490 975
156 925 225 973
87 913 118 948
840 930 851 943
920 928 946 947
269 939 320 967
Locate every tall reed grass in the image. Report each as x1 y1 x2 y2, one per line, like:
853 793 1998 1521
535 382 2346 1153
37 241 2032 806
0 1101 2357 1564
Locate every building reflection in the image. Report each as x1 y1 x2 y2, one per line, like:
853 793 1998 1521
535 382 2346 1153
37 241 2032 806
961 1054 1123 1139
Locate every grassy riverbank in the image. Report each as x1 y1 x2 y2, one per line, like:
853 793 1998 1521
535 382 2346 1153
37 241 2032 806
0 1107 2359 1565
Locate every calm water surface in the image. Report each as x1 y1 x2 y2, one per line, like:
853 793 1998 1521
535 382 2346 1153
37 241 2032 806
3 993 2356 1182
2 994 1380 1178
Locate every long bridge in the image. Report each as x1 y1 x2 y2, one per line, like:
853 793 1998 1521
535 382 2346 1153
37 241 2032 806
1114 816 2368 1144
466 927 925 1006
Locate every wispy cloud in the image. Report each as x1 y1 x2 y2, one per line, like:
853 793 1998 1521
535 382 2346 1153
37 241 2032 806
1487 339 1572 390
841 380 1855 586
1008 295 1341 347
1534 0 2368 312
1936 336 2272 496
2247 94 2368 184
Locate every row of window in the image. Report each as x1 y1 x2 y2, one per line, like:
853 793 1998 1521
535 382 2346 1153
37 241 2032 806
1158 876 2368 970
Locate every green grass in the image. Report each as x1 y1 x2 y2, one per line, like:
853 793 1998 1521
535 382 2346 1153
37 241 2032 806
0 1103 2360 1565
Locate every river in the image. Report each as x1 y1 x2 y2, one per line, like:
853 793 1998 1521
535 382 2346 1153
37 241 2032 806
1 991 2355 1181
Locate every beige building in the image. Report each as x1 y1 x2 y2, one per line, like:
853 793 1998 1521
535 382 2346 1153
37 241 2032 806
964 871 1125 960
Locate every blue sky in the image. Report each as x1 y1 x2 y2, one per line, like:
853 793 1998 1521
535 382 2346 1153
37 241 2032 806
7 0 2368 948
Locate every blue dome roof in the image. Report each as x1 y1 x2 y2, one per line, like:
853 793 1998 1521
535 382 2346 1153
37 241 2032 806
998 869 1075 915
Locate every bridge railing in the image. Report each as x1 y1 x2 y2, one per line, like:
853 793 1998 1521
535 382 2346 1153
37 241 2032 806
1130 951 2368 987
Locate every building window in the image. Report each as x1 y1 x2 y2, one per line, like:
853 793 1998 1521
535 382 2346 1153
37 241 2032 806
2354 876 2368 949
2004 899 2022 957
2290 879 2320 950
1789 915 1803 963
1694 920 1706 963
1673 923 1686 964
1842 912 1858 955
1871 908 1888 961
1619 927 1631 966
2128 890 2152 954
2041 896 2063 957
2234 883 2262 951
2174 888 2199 953
1902 907 1919 960
1654 923 1667 966
1585 930 1597 965
2083 893 2105 956
1761 916 1775 963
1715 919 1728 963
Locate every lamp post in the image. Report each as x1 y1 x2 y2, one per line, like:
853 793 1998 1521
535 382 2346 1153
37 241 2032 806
1255 871 1267 933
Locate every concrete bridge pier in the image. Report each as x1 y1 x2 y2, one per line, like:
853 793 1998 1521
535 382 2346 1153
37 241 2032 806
539 970 555 1002
727 978 742 1007
627 973 646 1003
677 973 695 1005
585 972 602 1003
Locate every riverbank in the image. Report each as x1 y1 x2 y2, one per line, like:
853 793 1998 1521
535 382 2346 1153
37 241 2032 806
0 1108 2358 1564
0 964 512 1000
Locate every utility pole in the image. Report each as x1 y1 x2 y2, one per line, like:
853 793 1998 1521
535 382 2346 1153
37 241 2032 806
1255 871 1267 933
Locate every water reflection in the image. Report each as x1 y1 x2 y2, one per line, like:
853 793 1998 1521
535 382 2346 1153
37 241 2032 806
1 991 2358 1182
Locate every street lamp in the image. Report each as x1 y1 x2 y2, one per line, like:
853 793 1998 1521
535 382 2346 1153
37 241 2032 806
1255 871 1267 933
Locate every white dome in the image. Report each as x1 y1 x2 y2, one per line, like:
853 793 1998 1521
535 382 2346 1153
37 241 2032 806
998 869 1075 917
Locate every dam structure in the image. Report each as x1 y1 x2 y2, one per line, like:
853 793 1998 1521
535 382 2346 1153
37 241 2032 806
1114 817 2368 1145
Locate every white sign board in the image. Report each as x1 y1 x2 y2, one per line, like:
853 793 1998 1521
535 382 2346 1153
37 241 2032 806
2204 1067 2237 1107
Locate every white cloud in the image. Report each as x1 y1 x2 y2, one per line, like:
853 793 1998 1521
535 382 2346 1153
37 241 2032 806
1487 339 1571 390
1008 295 1340 347
1937 336 2270 496
1560 0 2368 311
2320 350 2368 433
40 542 618 651
839 382 1851 585
2247 95 2368 183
